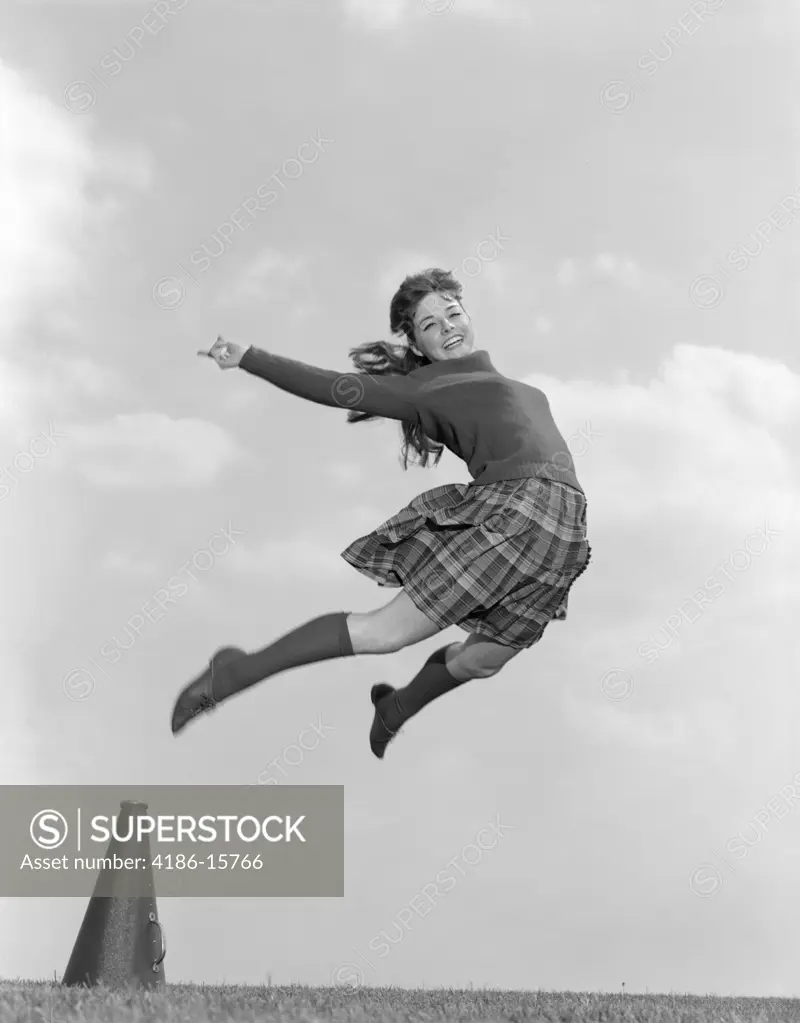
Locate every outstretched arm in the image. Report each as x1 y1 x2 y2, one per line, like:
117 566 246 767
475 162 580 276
237 345 420 422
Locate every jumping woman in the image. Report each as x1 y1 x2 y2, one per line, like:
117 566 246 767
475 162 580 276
171 268 592 758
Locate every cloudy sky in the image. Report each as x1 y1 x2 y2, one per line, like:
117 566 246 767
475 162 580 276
1 0 799 998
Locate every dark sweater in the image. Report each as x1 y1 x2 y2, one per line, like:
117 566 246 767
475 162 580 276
239 346 583 494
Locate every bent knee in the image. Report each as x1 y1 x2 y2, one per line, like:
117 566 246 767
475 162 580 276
458 659 505 680
456 641 519 679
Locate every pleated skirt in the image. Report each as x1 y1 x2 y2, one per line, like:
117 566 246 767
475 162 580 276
341 476 592 650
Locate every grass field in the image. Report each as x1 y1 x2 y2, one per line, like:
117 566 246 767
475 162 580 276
1 982 798 1023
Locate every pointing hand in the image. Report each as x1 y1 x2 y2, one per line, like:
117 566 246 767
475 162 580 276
197 336 246 370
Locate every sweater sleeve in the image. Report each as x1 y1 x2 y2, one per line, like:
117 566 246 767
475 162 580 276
238 346 421 422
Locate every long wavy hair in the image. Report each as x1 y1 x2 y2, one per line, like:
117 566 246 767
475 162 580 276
346 267 464 470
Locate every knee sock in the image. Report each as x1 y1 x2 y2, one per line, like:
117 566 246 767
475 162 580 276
214 612 354 701
383 644 467 731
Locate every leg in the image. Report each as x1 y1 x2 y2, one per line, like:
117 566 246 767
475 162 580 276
171 589 443 735
444 632 521 681
369 631 522 758
347 589 444 654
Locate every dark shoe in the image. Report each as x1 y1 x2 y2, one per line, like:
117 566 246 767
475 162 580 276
369 683 402 759
171 647 245 736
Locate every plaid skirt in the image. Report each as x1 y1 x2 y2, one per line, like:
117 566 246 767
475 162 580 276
340 476 592 650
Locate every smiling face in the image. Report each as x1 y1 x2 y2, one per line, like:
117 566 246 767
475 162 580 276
410 291 476 362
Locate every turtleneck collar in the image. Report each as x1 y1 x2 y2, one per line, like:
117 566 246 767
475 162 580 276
409 349 494 377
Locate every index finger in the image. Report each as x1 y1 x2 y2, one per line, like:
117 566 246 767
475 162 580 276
197 349 213 358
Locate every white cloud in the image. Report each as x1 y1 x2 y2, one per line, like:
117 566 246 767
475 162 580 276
0 59 101 791
659 345 800 430
524 344 800 531
65 412 245 489
0 63 92 338
0 63 150 341
531 342 799 759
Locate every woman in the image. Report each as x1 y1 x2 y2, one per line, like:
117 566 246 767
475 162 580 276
171 268 591 758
